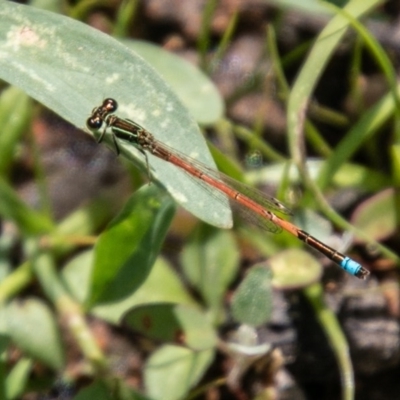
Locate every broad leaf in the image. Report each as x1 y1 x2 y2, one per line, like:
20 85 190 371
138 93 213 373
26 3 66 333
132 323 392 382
0 2 232 228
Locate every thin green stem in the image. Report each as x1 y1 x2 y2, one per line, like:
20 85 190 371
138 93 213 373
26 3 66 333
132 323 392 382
304 120 332 158
305 283 354 400
198 0 218 70
31 247 107 372
207 10 239 74
113 0 139 38
225 119 287 163
0 261 33 304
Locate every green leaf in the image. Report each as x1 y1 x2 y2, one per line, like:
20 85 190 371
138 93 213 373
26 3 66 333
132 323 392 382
5 358 32 400
5 298 65 370
0 177 53 235
89 185 175 306
123 303 217 350
0 2 232 228
61 249 93 304
351 188 396 242
180 225 239 317
270 249 322 289
0 87 32 175
93 257 196 324
125 40 224 125
144 345 214 400
231 266 273 327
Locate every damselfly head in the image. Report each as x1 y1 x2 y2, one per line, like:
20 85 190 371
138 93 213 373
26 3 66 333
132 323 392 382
102 98 118 113
86 115 103 130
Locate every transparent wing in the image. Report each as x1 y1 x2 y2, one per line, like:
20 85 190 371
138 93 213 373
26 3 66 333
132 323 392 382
148 139 290 234
152 138 292 215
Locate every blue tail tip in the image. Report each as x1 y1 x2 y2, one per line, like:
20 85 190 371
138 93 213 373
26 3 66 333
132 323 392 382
340 257 369 279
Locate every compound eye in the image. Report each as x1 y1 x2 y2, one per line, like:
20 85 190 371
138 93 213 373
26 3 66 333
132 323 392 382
86 116 103 130
103 98 118 112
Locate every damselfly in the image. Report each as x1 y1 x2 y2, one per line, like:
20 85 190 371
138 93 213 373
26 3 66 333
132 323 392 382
87 98 369 279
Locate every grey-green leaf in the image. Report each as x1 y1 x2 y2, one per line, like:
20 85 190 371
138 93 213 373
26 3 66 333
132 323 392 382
144 345 214 400
231 265 273 327
180 225 239 317
126 40 224 124
5 298 65 370
0 2 231 228
5 358 32 400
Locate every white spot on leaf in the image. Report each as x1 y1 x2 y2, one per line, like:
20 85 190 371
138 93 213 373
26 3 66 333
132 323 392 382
6 25 46 50
105 73 120 84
